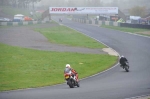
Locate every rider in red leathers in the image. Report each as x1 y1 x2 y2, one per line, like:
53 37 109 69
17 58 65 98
64 64 79 82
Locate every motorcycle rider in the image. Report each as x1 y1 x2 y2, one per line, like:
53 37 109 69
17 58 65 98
64 64 79 82
119 55 129 69
59 18 62 22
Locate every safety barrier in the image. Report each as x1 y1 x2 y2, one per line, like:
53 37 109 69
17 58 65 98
72 18 120 26
72 18 150 29
120 23 150 29
0 21 51 26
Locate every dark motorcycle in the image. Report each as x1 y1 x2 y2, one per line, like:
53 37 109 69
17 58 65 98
59 18 62 22
64 71 79 88
121 62 129 72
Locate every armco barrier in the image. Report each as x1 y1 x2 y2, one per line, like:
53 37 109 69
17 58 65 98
113 22 120 26
105 21 109 25
72 18 120 27
0 21 50 26
109 21 113 26
95 20 98 25
89 20 92 24
120 23 150 29
72 18 150 29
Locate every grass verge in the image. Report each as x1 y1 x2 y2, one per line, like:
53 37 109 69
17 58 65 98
35 25 106 48
0 43 117 91
101 25 150 36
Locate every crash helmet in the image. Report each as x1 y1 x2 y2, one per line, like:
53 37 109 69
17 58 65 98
120 55 124 58
66 64 71 68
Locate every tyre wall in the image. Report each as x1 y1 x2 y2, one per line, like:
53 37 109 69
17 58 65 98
0 21 51 26
72 18 150 29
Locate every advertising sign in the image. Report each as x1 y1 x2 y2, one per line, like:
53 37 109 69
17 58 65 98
49 7 118 14
110 16 119 21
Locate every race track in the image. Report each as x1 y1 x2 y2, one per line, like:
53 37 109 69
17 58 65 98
0 16 150 99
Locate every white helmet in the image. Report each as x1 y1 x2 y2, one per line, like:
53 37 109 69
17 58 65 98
120 55 124 58
66 64 71 68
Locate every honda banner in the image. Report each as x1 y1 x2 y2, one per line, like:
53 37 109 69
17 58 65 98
49 7 118 14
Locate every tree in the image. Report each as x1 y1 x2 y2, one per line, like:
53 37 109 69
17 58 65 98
129 6 146 17
30 0 41 9
0 0 9 6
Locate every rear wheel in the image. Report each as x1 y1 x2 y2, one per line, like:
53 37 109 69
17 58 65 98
125 65 129 72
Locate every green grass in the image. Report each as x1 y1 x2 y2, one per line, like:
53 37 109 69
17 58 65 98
35 25 106 48
0 43 117 91
101 25 150 36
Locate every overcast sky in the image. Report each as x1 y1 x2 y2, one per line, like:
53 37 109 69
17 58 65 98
36 0 150 10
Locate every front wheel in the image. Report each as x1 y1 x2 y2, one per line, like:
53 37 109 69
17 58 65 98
76 82 80 87
68 79 74 88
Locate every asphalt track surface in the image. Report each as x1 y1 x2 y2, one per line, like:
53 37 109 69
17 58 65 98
0 17 150 99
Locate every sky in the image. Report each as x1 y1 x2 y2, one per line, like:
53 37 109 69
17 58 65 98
36 0 150 10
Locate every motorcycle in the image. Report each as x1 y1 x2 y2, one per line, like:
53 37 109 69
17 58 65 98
64 71 80 88
121 62 129 72
59 18 62 22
